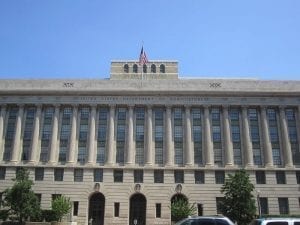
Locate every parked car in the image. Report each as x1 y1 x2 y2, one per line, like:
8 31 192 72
249 218 300 225
175 216 235 225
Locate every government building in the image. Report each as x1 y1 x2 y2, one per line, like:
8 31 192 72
0 60 300 225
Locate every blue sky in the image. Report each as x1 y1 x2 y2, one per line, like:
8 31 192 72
0 0 300 80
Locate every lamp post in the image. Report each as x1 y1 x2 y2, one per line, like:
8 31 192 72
256 190 261 218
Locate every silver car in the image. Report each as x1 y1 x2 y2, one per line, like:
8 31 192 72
175 216 235 225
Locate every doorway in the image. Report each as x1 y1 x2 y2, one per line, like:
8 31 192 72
129 193 146 225
89 192 105 225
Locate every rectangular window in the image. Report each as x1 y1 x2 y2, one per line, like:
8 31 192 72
73 201 79 216
35 194 41 205
154 170 164 183
52 194 61 201
194 170 205 184
54 168 64 181
74 169 83 182
94 169 103 182
256 171 266 184
0 167 6 180
260 197 269 215
156 203 161 218
216 197 224 214
114 170 123 183
215 171 225 184
278 198 289 214
35 167 44 181
174 170 184 183
296 171 300 184
276 171 286 184
134 170 144 183
114 202 120 217
197 204 203 216
0 192 2 208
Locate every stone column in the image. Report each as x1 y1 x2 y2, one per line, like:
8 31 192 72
165 106 173 166
145 105 153 166
184 105 193 166
29 104 42 163
49 105 60 164
126 105 134 165
260 106 273 167
242 106 254 167
11 104 24 163
87 105 97 165
0 105 7 160
279 106 293 168
67 105 78 164
106 104 115 165
222 105 234 166
204 105 214 166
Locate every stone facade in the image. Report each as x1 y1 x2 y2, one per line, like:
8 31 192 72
0 61 300 225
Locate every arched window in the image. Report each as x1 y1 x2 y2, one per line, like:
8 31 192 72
123 64 129 73
143 64 147 73
151 64 156 73
133 64 138 73
160 64 165 73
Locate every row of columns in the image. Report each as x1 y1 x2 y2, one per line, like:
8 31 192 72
0 104 298 167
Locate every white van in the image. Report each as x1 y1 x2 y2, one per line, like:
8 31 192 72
250 218 300 225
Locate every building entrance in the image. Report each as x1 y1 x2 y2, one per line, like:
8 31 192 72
89 192 105 225
129 193 146 225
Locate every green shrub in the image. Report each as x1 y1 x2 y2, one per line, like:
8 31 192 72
0 209 9 221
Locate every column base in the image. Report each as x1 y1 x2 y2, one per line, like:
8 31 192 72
27 160 37 165
245 163 255 169
48 161 57 166
265 163 274 169
184 163 193 167
86 162 95 167
205 163 215 169
145 162 153 167
285 164 295 169
66 161 75 166
225 164 235 169
125 162 135 167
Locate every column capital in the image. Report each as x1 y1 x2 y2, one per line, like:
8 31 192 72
184 104 192 109
90 103 98 108
35 104 43 109
18 103 25 108
222 104 229 109
71 103 79 108
109 104 116 109
165 105 172 109
203 104 211 109
128 104 135 108
53 104 60 108
260 105 267 110
279 105 286 112
241 105 248 110
146 104 153 109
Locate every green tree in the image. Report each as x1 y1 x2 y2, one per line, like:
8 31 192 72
51 195 71 222
220 169 256 225
170 197 197 222
3 168 41 224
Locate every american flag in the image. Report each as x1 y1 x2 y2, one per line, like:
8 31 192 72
139 47 148 65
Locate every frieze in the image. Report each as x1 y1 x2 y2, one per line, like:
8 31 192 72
0 95 299 106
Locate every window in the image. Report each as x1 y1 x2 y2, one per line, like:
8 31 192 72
256 171 266 184
197 204 203 216
0 192 2 208
216 197 224 214
94 169 103 182
134 170 143 183
195 170 205 184
114 202 120 217
154 170 164 183
114 170 123 182
278 198 289 214
35 168 44 181
260 197 269 215
0 167 6 180
156 203 161 218
276 171 286 184
296 171 300 184
123 64 129 73
54 168 64 181
74 169 83 182
35 194 41 205
73 201 79 216
159 64 165 73
52 194 61 201
215 171 225 184
133 64 138 73
143 64 147 73
174 170 184 183
151 64 156 73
